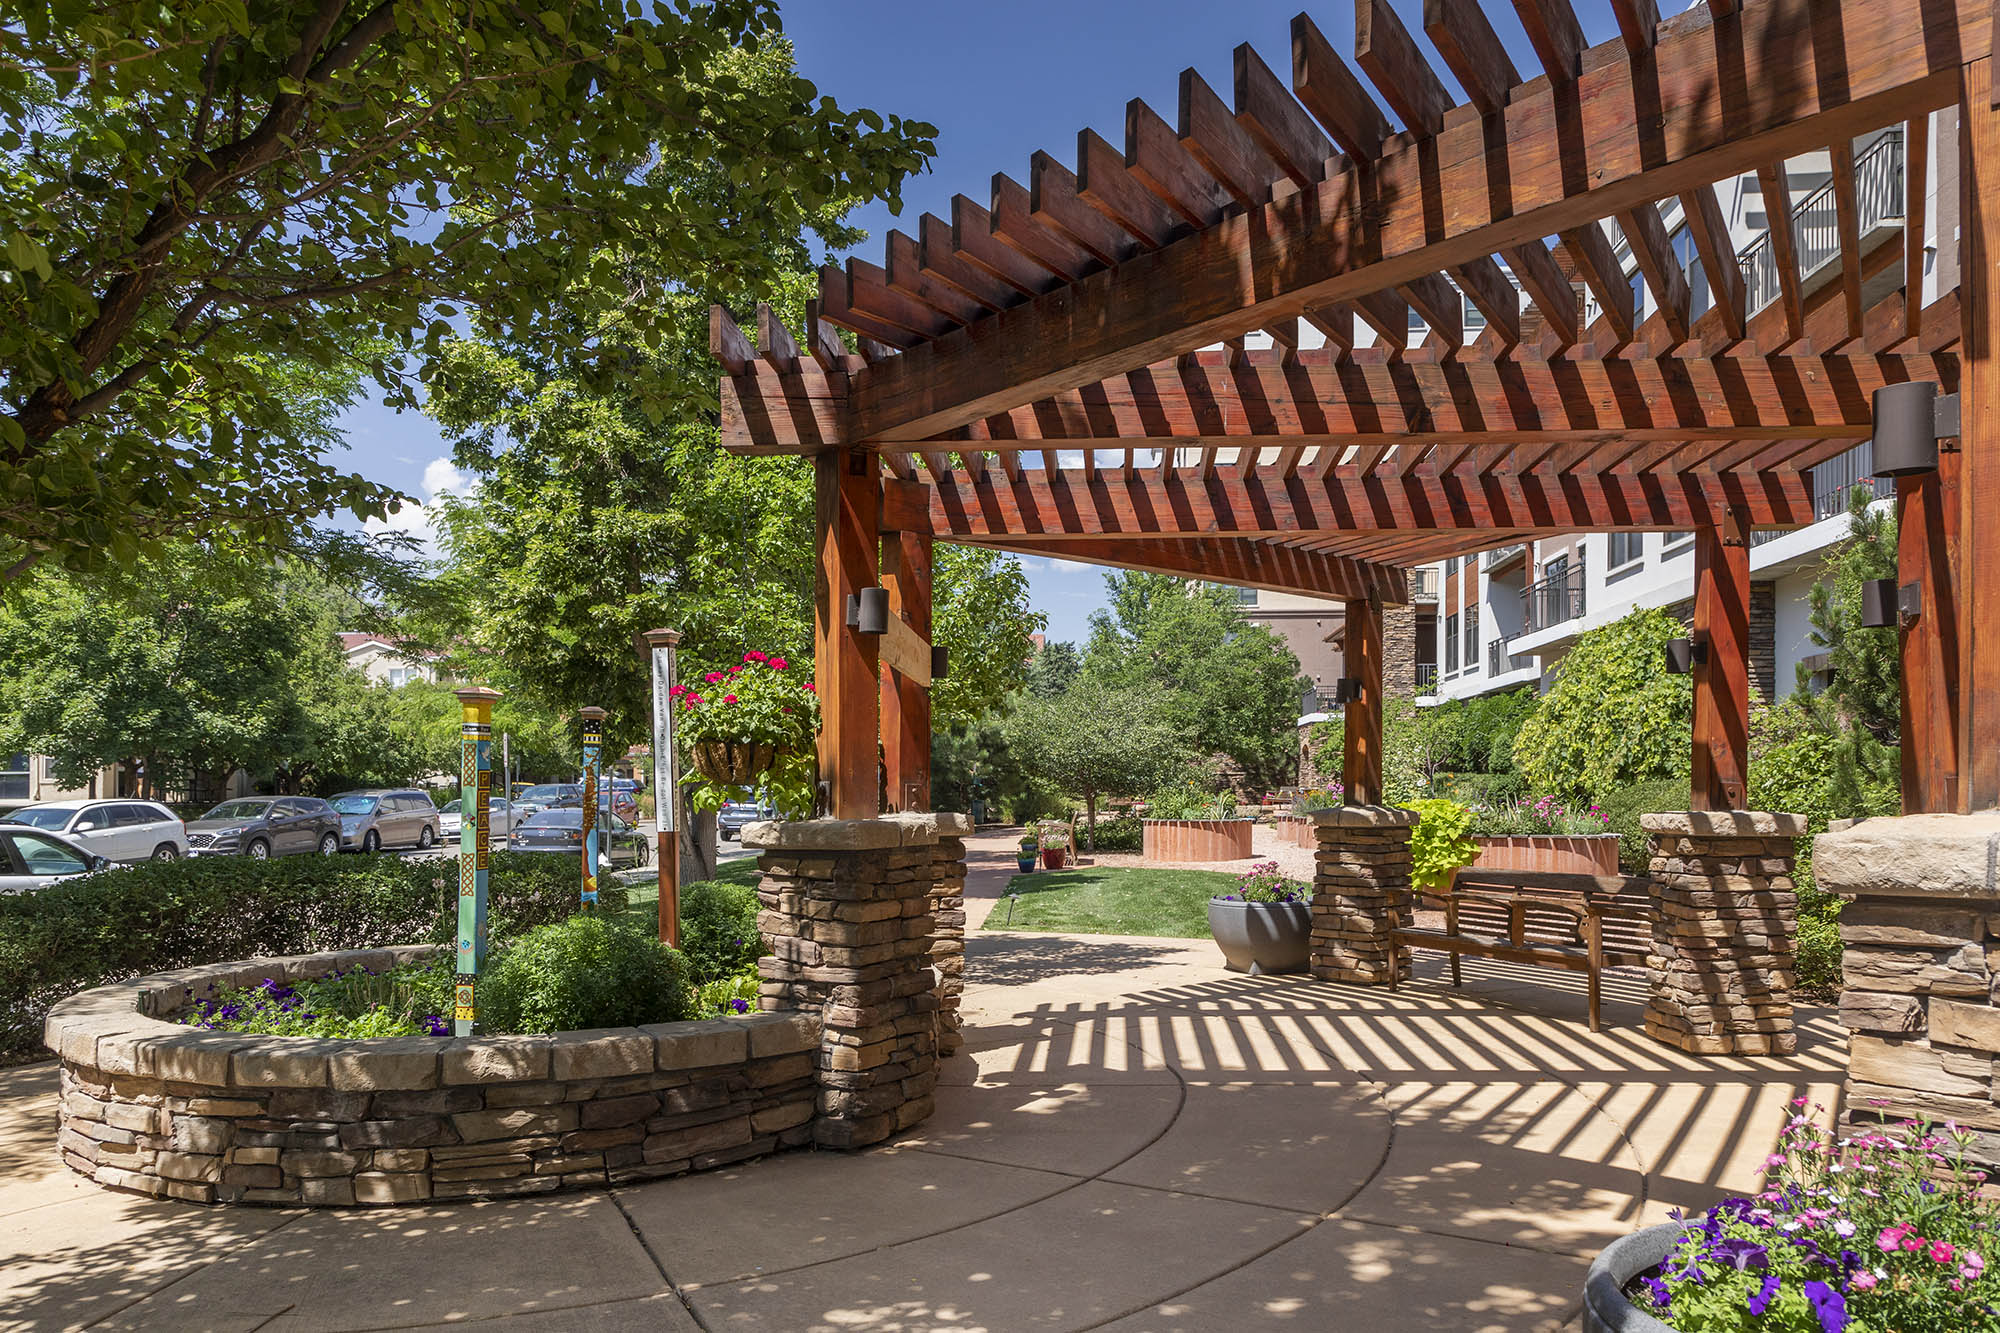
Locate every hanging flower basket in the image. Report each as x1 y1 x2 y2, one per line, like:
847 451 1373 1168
673 652 820 818
692 740 782 787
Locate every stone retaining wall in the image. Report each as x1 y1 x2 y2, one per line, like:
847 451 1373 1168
929 832 968 1057
45 945 820 1206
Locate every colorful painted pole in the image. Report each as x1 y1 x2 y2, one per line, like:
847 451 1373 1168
644 628 682 947
453 686 501 1036
579 705 607 910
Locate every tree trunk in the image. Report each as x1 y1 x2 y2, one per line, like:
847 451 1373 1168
1085 787 1098 853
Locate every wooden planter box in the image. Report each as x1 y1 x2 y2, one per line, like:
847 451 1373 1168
1470 833 1621 875
1143 819 1255 862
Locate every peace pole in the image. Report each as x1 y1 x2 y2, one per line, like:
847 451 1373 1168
453 686 500 1036
579 706 607 909
644 628 681 946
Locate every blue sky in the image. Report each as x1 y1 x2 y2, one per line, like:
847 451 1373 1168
335 0 1635 643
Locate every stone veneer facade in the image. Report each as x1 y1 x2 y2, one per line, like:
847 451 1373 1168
1307 806 1417 985
1819 811 2000 1170
47 813 970 1206
1642 811 1803 1056
45 945 820 1206
747 811 967 1149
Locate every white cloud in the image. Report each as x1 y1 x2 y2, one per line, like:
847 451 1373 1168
364 456 473 558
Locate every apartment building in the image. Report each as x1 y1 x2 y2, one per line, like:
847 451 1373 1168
1242 574 1439 712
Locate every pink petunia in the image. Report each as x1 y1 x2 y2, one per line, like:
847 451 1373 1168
1878 1225 1913 1252
723 694 738 704
1931 1241 1957 1264
804 682 815 691
1850 1272 1878 1291
745 651 767 663
729 664 743 673
703 671 724 684
769 657 787 670
1964 1252 1987 1280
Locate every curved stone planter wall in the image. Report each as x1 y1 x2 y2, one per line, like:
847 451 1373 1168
1143 819 1255 862
1470 834 1621 875
46 946 821 1206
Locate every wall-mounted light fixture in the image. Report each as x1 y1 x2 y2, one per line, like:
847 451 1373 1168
931 646 949 680
1860 578 1898 628
1332 677 1364 705
844 588 889 636
1664 637 1709 675
1871 381 1959 479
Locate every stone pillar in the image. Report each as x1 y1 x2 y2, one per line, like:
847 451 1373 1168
747 814 950 1149
928 826 968 1056
1308 806 1417 984
1817 812 2000 1170
1641 811 1803 1056
1382 600 1418 700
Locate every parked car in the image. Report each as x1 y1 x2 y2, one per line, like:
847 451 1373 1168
513 783 581 819
185 796 343 859
509 809 650 867
438 797 517 840
0 799 188 863
0 826 111 893
717 801 774 841
328 789 441 853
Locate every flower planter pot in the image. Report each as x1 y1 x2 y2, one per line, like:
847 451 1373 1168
1472 833 1621 876
692 740 780 787
1041 846 1068 870
1142 818 1255 862
1581 1223 1681 1333
1016 854 1038 873
1207 898 1312 975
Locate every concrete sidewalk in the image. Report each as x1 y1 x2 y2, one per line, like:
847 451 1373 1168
0 830 1841 1331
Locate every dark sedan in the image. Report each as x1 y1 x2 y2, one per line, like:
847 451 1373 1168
509 809 650 868
185 797 343 859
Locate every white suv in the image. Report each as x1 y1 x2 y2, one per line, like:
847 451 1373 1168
0 800 189 863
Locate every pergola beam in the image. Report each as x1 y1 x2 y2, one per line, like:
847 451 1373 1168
961 534 1409 604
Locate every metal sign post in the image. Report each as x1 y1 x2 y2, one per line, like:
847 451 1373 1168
644 628 682 946
578 706 607 910
452 687 500 1036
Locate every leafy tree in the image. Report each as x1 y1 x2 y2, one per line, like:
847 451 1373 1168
1000 680 1187 849
1026 641 1082 698
388 682 577 788
1082 573 1306 791
1 6 932 579
1512 607 1693 798
930 544 1045 731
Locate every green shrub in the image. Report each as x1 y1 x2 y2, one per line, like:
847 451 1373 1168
0 851 621 1061
1087 815 1143 852
677 877 762 983
1513 608 1692 797
479 915 692 1033
695 968 760 1018
1433 770 1528 808
1405 797 1478 891
1591 777 1693 872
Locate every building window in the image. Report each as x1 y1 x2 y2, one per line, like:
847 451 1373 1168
1669 223 1712 319
1445 556 1459 578
1662 530 1694 556
0 753 27 802
1607 532 1645 570
1463 292 1485 331
1465 605 1480 663
387 666 411 687
1234 587 1258 607
1629 271 1646 320
1444 614 1460 674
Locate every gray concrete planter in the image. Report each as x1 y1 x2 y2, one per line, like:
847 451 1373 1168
1582 1222 1682 1333
1206 898 1311 975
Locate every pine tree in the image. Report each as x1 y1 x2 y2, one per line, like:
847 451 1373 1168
1796 486 1902 817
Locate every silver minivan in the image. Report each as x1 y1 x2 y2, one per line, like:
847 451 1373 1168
328 789 441 853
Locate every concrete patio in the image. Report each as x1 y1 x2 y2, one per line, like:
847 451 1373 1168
0 830 1843 1331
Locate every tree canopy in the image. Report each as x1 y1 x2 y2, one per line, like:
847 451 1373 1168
1512 606 1693 797
999 679 1186 842
0 3 932 579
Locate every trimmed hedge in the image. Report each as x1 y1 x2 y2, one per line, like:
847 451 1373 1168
0 851 623 1062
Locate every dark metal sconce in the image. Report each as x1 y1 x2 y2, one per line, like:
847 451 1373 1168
1871 381 1959 479
931 646 949 680
1332 677 1364 705
1860 579 1898 628
845 588 890 635
1664 637 1709 674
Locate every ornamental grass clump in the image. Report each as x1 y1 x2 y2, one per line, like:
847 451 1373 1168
1634 1102 2000 1331
1213 861 1307 904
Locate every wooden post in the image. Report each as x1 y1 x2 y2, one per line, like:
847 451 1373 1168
1957 56 2000 813
1343 598 1384 805
880 524 933 813
814 448 881 819
1899 461 1961 813
1691 513 1752 810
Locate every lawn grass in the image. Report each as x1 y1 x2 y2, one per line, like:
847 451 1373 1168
981 865 1236 938
612 855 761 935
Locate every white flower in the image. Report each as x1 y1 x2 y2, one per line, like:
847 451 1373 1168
1834 1220 1856 1237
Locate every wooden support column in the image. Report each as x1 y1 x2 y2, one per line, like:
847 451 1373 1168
1343 598 1384 805
814 447 881 819
1957 56 2000 812
1899 455 1961 812
1691 512 1752 810
880 495 934 813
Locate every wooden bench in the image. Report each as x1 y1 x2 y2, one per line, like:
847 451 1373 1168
1389 869 1655 1032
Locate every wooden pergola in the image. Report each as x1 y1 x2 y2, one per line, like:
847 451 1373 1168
712 0 1998 823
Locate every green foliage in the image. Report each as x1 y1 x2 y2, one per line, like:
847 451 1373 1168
930 545 1047 732
1405 798 1478 891
2 7 932 577
181 956 455 1038
1082 574 1306 791
1596 777 1694 872
479 915 693 1034
1513 608 1693 796
1469 795 1611 837
676 877 763 985
0 851 609 1060
1086 815 1144 852
1221 861 1308 904
1026 642 1083 698
695 969 760 1019
1803 485 1899 740
1144 779 1240 820
674 654 819 818
1000 677 1187 842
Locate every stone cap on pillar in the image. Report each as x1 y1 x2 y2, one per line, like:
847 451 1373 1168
1307 805 1418 828
742 814 968 851
1639 811 1807 837
1815 811 2000 900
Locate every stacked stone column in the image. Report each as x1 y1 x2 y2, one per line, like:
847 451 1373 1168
927 825 969 1056
1308 806 1417 985
1818 812 2000 1171
1641 811 1803 1056
748 814 950 1149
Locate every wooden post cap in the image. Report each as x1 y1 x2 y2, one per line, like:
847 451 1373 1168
579 706 608 722
642 628 682 649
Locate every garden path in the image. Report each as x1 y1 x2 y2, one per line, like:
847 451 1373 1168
0 829 1841 1331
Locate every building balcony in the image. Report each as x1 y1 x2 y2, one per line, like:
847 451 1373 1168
1409 566 1440 601
1483 543 1527 573
1521 565 1586 635
1415 662 1439 691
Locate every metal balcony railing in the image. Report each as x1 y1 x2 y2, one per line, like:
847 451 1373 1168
1415 663 1439 690
1409 566 1440 600
1750 440 1880 545
1738 131 1903 317
1521 564 1587 634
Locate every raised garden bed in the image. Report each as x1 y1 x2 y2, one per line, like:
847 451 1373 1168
45 946 819 1207
1142 818 1255 862
1469 834 1621 876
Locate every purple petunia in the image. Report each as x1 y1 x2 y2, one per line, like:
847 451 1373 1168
1803 1279 1848 1333
1642 1277 1671 1308
1748 1273 1781 1315
1712 1238 1770 1271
